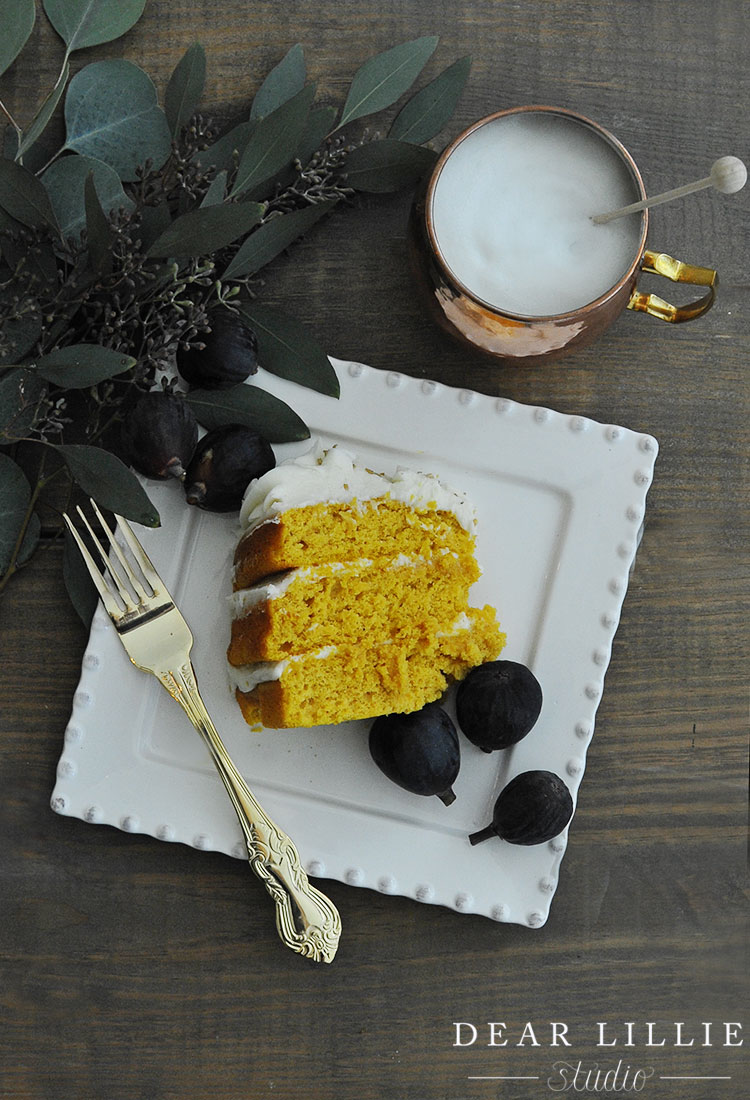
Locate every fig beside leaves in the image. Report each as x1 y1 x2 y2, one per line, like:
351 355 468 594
120 391 198 480
183 423 274 512
176 309 259 390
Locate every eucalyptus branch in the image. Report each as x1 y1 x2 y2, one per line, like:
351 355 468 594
0 452 67 595
0 97 22 140
1 32 469 615
35 145 65 176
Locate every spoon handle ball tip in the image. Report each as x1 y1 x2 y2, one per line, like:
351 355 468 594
710 155 747 194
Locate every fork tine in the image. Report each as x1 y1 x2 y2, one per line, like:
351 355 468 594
74 504 140 613
113 512 166 595
63 512 126 620
88 499 152 602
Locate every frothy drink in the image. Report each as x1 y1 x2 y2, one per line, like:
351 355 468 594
430 112 644 317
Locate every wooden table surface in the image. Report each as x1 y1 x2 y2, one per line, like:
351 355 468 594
1 2 747 1098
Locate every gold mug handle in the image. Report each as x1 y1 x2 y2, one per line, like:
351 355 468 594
627 249 718 322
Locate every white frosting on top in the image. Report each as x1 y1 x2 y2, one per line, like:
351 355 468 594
238 442 477 533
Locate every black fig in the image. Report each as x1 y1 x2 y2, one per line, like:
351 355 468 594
369 703 460 806
176 309 258 390
120 391 198 480
469 770 573 846
183 423 275 512
456 660 543 752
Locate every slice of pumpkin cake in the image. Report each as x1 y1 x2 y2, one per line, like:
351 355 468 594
227 444 504 729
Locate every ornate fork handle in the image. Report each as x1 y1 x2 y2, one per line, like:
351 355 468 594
161 661 341 964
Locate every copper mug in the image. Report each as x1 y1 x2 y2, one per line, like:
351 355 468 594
409 106 718 364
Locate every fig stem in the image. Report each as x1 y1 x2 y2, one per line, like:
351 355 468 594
166 460 186 479
438 788 456 807
185 482 207 506
468 824 497 846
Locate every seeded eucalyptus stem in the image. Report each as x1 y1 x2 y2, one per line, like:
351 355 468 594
1 32 469 614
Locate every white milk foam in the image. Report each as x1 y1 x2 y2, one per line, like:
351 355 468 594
430 113 643 317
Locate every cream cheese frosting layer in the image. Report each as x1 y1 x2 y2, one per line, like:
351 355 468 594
229 551 461 617
228 612 483 692
238 442 477 533
229 570 298 615
227 645 336 693
228 659 286 694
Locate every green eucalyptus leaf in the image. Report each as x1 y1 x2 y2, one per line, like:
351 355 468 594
192 120 256 174
0 158 59 230
337 36 438 129
342 138 437 192
18 507 40 565
296 105 337 167
250 43 305 121
165 42 206 138
223 200 336 280
43 0 146 53
235 302 339 398
185 384 310 443
53 444 160 527
0 0 35 79
64 59 172 181
3 126 20 160
0 211 20 256
42 153 133 239
0 452 34 572
29 344 135 388
9 137 49 175
231 83 315 197
0 207 19 251
17 61 70 159
138 201 172 251
389 55 471 144
0 367 45 444
63 523 98 625
200 170 227 207
146 201 264 260
84 170 113 272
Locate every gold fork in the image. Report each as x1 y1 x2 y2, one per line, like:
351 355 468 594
64 499 341 964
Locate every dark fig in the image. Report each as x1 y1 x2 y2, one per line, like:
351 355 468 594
469 770 573 846
456 660 542 752
369 703 460 806
120 391 198 480
176 309 258 390
183 423 275 512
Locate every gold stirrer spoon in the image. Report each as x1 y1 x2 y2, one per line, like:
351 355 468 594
592 155 747 224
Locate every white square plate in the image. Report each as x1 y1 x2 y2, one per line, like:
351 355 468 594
52 359 657 927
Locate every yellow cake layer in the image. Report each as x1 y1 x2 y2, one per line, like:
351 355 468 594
234 606 505 729
233 498 473 589
228 551 481 663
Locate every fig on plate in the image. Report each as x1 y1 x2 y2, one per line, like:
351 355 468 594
469 770 573 846
120 391 198 480
456 660 543 752
183 423 275 512
176 309 259 390
369 703 460 806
